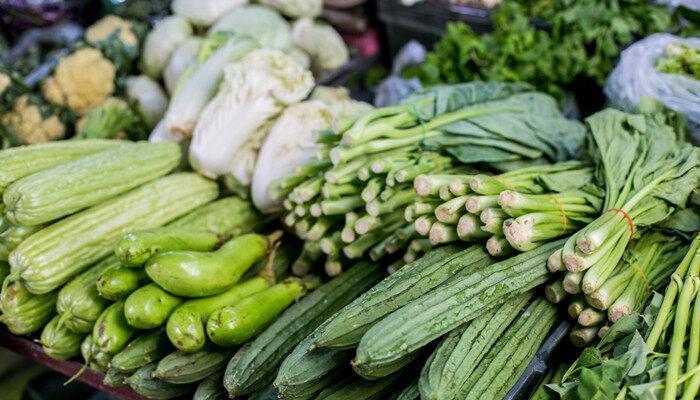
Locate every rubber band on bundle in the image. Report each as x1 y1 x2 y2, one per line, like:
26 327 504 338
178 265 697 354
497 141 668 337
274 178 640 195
545 195 568 234
606 208 635 239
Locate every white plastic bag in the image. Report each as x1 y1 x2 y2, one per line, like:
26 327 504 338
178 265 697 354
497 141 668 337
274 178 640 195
604 33 700 137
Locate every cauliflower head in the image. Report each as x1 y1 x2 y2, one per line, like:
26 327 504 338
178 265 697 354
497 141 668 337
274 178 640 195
0 73 10 96
42 48 116 114
86 15 139 48
2 95 65 144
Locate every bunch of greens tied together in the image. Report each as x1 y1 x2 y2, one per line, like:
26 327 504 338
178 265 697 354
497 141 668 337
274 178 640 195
269 82 586 273
551 237 700 400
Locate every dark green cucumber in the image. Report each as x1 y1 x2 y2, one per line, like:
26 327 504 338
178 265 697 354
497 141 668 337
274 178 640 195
56 257 117 333
206 278 307 347
249 385 279 400
97 266 149 301
419 291 532 400
40 315 84 360
167 277 270 353
354 240 564 372
390 380 420 400
93 300 138 354
124 283 182 329
274 328 352 400
103 368 130 387
110 329 173 372
315 370 404 400
313 245 481 349
193 371 226 400
127 363 194 400
352 348 421 380
224 262 384 396
154 347 235 384
115 227 220 267
458 298 558 399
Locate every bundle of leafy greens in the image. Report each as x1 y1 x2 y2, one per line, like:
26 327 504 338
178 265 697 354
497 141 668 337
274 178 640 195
551 236 700 400
406 0 674 99
555 109 698 298
271 82 586 272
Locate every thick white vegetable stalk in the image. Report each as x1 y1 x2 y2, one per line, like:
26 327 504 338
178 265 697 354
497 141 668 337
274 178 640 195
154 35 257 142
125 75 168 129
163 37 202 95
172 0 248 26
141 15 192 79
189 49 314 180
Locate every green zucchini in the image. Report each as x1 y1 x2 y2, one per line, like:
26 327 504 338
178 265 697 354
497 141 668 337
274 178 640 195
93 301 137 354
97 266 149 301
110 329 173 373
223 262 384 396
193 371 226 400
313 244 482 349
166 277 270 353
40 315 84 360
56 256 117 333
458 298 558 399
154 347 234 384
115 227 220 267
0 281 57 334
274 329 352 400
127 363 194 400
354 240 564 373
315 370 404 400
0 139 122 193
103 368 130 387
419 291 532 400
206 278 307 347
124 284 182 329
146 233 273 297
9 172 219 294
3 141 180 226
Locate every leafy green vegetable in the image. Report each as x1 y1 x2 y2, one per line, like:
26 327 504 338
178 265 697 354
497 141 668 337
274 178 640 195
656 42 700 80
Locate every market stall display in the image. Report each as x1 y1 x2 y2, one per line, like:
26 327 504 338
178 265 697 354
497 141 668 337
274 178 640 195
0 1 698 400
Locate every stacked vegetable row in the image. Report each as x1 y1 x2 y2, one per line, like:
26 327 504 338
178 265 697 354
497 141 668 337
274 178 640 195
551 236 700 400
271 82 587 272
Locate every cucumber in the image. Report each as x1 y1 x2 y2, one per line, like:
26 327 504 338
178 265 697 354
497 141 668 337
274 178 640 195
352 348 420 380
193 371 226 400
206 278 306 347
249 385 279 400
56 256 117 333
97 266 149 301
127 362 194 400
166 277 270 353
354 240 564 373
458 298 558 399
0 281 57 335
390 380 420 400
224 262 384 396
419 291 532 400
103 368 130 387
274 328 352 400
115 227 219 267
154 347 234 384
124 283 182 329
110 329 173 372
40 315 85 361
313 245 480 349
315 370 404 400
93 300 137 354
145 233 273 297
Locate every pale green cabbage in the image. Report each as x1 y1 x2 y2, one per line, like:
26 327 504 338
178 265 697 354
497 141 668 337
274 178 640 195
171 0 248 26
292 18 349 74
209 5 292 51
141 16 193 79
259 0 322 18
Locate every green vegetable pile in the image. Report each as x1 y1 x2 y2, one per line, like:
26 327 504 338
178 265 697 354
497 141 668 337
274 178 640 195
406 0 675 99
656 42 700 80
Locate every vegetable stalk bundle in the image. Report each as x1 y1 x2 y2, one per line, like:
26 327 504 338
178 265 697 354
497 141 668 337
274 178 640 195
551 236 700 400
272 82 586 272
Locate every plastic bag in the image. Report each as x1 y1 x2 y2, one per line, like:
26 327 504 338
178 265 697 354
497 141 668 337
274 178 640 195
604 33 700 140
373 40 425 107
